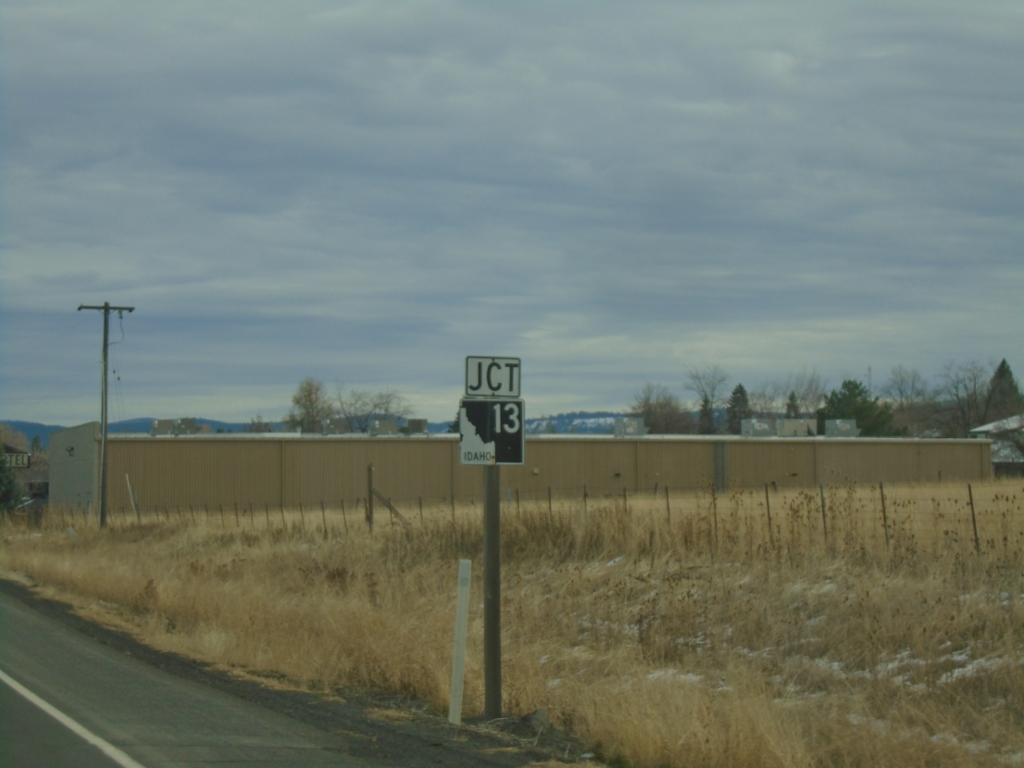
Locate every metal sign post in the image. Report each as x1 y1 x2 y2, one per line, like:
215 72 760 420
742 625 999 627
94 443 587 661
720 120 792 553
482 463 501 720
459 356 524 721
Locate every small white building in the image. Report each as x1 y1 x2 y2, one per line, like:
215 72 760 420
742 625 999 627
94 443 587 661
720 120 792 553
970 414 1024 476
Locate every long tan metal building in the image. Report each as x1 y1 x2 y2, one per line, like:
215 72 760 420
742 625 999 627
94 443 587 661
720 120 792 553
49 423 992 513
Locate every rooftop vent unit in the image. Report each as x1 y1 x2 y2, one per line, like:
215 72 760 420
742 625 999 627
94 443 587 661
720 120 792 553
405 418 428 435
369 418 399 436
741 418 774 437
150 419 176 436
614 417 648 438
777 418 817 437
825 419 860 438
321 418 351 435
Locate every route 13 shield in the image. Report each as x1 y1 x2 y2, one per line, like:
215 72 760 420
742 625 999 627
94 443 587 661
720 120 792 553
459 398 525 465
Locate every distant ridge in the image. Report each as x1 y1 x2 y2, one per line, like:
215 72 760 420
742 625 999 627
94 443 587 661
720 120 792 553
0 421 67 451
3 410 633 449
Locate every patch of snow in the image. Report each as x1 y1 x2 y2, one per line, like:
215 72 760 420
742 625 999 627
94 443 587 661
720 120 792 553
938 656 1013 684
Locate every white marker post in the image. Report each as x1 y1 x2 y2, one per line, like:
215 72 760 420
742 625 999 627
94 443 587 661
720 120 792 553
448 558 472 725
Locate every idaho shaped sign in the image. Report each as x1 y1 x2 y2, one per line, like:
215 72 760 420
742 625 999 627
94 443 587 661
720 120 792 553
459 398 525 465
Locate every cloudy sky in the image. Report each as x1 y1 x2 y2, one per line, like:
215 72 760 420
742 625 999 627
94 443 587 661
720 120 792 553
2 1 1021 426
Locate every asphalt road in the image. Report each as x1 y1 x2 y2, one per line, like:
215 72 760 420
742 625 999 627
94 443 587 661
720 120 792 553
0 579 568 768
0 678 126 768
0 589 378 767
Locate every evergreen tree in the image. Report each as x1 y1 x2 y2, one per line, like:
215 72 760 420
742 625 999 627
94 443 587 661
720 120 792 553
989 359 1024 422
785 391 801 418
726 383 752 434
698 394 716 434
0 448 24 513
818 380 904 437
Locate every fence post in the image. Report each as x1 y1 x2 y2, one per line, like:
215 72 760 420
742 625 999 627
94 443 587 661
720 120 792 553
879 483 890 551
968 483 981 554
665 486 671 525
548 486 553 522
764 483 774 548
711 484 719 553
819 485 828 545
298 501 305 529
583 485 588 518
367 465 375 533
419 497 424 527
320 500 327 536
265 503 270 529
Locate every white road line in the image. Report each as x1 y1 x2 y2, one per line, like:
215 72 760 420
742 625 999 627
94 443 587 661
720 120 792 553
0 666 148 768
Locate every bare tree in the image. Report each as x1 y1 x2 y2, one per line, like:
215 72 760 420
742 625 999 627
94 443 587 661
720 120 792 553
880 366 934 436
684 366 728 407
630 383 694 434
285 378 336 433
786 370 827 416
747 371 825 418
932 360 994 437
336 385 412 433
748 381 785 418
244 415 274 433
684 367 728 434
881 366 930 411
0 425 30 452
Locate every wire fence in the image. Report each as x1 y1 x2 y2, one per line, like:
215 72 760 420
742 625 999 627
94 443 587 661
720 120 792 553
7 480 1023 567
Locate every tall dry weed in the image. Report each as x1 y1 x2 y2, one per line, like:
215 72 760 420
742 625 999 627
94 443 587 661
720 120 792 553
3 480 1024 767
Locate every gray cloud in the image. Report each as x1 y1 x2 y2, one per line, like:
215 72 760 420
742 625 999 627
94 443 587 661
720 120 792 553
2 1 1021 423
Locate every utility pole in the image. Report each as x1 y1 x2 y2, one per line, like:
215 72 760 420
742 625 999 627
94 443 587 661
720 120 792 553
78 302 134 528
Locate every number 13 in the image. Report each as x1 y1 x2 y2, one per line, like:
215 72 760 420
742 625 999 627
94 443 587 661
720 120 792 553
493 403 520 434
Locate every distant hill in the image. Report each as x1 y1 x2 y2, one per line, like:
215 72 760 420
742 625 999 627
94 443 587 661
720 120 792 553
526 411 622 434
429 411 628 435
0 419 279 448
0 421 67 451
4 410 634 449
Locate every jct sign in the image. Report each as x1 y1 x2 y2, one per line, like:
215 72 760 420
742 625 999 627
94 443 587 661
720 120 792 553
459 398 525 465
465 357 520 398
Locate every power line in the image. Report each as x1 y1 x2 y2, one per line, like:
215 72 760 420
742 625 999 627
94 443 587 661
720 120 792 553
77 302 135 529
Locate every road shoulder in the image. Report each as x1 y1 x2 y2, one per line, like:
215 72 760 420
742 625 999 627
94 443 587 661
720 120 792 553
0 575 583 768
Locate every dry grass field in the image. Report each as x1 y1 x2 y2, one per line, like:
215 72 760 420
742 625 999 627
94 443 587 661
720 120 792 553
3 480 1024 768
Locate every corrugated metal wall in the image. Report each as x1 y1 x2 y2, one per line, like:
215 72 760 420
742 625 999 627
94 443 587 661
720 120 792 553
103 435 993 511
